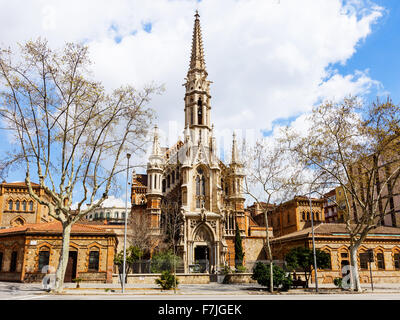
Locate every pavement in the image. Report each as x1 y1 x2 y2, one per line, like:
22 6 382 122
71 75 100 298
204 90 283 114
1 281 400 298
1 281 400 300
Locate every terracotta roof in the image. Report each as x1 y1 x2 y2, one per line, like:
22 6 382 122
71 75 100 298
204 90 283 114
0 221 115 236
272 223 400 242
133 174 147 187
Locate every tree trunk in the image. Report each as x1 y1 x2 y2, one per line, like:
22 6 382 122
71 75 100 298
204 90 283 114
54 222 72 293
349 244 362 292
263 210 274 293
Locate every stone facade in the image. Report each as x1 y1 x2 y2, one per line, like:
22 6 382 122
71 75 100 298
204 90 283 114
130 12 269 273
0 222 118 283
268 196 325 238
0 182 54 228
271 223 400 284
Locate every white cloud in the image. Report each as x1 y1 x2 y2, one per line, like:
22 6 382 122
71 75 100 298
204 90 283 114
0 0 385 171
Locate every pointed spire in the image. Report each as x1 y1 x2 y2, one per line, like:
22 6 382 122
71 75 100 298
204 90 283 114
231 131 240 164
151 125 161 156
189 10 206 73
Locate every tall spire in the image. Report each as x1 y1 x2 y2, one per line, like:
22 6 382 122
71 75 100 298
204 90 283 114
189 10 207 74
231 131 240 165
151 125 161 156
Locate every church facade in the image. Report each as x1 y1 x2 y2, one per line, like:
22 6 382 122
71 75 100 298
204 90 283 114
133 12 268 273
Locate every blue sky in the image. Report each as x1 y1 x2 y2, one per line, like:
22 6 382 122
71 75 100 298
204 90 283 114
0 0 399 202
334 0 400 104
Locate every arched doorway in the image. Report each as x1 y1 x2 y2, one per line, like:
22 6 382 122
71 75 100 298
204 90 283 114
192 224 215 273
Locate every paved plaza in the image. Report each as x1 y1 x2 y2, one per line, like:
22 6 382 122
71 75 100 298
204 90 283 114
1 281 400 300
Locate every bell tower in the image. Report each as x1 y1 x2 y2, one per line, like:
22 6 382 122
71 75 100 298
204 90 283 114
183 11 212 146
146 126 163 234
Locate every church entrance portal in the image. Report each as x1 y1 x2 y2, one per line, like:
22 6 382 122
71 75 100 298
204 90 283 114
194 245 210 273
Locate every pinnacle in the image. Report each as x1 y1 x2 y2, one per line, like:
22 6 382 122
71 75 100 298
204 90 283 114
189 10 206 73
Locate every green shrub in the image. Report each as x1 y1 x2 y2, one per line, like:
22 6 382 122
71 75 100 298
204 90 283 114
220 265 232 275
334 277 343 289
235 265 247 273
252 262 291 290
155 270 179 290
281 276 293 292
150 250 181 273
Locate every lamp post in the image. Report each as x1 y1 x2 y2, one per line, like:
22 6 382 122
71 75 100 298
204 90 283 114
308 193 319 293
122 153 131 293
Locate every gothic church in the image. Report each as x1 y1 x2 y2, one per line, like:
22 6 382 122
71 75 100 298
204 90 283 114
132 12 268 273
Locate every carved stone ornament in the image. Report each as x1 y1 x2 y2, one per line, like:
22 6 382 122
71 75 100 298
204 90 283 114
194 227 210 242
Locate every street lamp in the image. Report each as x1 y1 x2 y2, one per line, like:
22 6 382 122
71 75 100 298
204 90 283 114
301 191 319 293
122 153 131 293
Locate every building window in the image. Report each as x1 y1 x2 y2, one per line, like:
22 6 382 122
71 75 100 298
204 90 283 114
38 250 50 271
171 171 175 184
10 251 17 272
359 252 369 270
29 201 33 211
88 251 99 271
162 179 166 192
197 99 203 125
377 252 385 270
195 168 206 208
16 200 20 211
167 175 170 188
302 212 305 220
95 213 98 219
0 252 3 272
315 212 319 221
22 201 27 211
100 212 104 219
322 250 332 269
8 200 13 211
394 253 400 270
115 212 119 219
106 212 110 219
306 212 310 221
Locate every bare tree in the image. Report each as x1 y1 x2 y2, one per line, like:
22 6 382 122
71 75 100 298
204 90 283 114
160 187 184 293
243 138 304 292
128 209 155 273
282 96 400 291
0 39 162 292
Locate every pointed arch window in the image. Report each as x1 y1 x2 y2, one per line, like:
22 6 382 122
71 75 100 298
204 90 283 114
377 252 385 270
8 200 12 211
197 98 203 125
196 167 206 208
22 201 27 211
16 200 20 211
29 201 33 211
393 251 400 270
88 250 99 271
38 248 50 272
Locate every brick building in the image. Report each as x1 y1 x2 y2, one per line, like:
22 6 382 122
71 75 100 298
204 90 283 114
0 181 54 228
0 221 117 283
